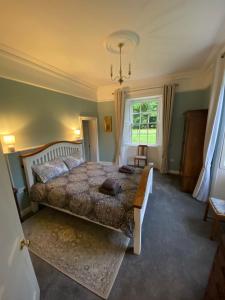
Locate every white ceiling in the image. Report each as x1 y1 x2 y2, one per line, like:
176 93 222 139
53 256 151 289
0 0 225 88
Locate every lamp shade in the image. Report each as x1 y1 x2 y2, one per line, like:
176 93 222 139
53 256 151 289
75 129 80 136
3 135 15 145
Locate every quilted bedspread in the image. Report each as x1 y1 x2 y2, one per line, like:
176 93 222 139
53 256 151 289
30 162 143 236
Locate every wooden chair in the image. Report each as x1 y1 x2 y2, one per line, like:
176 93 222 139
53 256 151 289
134 145 148 167
203 197 225 240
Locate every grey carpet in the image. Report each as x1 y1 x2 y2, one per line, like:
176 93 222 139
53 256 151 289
23 208 129 299
30 171 218 300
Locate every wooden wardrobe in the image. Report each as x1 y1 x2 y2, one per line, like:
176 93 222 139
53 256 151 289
181 110 208 193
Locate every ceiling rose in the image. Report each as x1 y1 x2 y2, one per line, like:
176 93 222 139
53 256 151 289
104 30 140 54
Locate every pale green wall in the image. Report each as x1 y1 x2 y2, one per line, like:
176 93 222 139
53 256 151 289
0 78 97 150
0 77 97 211
97 88 210 171
169 88 210 171
97 101 116 162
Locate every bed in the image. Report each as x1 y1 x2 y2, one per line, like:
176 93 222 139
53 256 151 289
21 141 153 255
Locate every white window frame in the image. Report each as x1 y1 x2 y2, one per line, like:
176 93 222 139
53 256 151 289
125 95 162 147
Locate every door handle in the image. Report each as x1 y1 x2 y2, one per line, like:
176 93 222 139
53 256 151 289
20 239 30 250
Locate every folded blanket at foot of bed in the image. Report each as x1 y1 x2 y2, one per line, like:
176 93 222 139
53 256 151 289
119 165 135 174
99 178 122 196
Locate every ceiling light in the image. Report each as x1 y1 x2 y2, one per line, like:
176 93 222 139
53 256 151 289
104 30 140 85
110 42 131 85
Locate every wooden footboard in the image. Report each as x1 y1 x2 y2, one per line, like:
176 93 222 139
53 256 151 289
133 164 153 255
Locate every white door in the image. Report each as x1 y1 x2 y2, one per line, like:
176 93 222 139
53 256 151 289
0 146 40 300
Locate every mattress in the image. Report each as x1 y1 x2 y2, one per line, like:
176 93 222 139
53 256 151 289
30 162 143 236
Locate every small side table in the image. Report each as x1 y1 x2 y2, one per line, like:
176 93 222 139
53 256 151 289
13 187 22 222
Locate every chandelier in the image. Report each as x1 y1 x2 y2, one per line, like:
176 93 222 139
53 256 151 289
104 30 139 85
110 42 131 85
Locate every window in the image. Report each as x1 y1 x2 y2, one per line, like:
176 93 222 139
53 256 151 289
128 98 160 146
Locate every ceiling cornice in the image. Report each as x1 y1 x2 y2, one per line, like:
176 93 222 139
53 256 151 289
0 41 218 103
202 16 225 71
201 43 225 73
0 43 97 101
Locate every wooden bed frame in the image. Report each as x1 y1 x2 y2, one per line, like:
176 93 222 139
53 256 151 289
21 141 153 255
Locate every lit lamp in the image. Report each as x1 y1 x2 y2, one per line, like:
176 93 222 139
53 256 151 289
3 135 16 152
74 129 81 140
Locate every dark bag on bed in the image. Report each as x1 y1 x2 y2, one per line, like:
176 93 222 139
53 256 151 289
119 165 135 174
99 178 122 196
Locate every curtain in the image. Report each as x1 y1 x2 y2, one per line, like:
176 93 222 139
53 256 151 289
160 84 176 173
114 88 127 165
193 55 225 202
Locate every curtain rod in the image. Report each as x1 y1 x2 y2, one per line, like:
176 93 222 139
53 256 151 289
112 83 179 95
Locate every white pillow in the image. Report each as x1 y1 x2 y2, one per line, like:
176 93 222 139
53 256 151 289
32 159 68 183
63 156 84 170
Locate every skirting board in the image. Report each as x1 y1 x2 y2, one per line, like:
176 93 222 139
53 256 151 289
21 205 32 218
168 170 180 175
99 161 113 165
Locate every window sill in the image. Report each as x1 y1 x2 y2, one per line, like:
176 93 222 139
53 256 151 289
124 143 161 148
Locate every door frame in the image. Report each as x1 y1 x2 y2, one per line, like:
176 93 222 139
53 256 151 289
79 116 99 162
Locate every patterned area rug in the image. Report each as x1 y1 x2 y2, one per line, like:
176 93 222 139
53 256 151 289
23 208 129 299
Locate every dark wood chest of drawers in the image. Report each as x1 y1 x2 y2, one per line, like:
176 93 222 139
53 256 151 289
204 236 225 300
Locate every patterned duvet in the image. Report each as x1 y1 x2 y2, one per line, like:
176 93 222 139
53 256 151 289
30 162 143 236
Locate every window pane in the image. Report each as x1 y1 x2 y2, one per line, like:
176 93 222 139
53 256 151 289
148 100 158 112
139 134 148 144
141 114 149 124
131 126 139 144
140 124 148 130
132 123 139 130
141 102 148 112
132 103 140 113
148 127 157 144
149 123 157 129
149 115 157 123
139 124 148 144
133 114 140 125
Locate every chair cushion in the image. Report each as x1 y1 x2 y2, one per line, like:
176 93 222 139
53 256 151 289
135 155 147 160
210 197 225 215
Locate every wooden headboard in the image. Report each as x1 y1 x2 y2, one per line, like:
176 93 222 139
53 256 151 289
21 141 83 190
